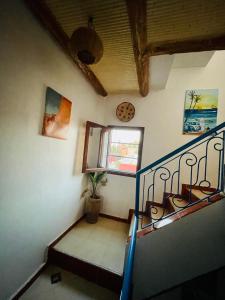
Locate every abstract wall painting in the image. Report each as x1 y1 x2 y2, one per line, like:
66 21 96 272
183 89 218 135
42 87 72 140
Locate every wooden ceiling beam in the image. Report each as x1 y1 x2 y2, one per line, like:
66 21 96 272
126 0 149 97
144 34 225 57
25 0 107 97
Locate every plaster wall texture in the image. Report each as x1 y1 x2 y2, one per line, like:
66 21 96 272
1 1 225 298
101 51 225 218
0 1 105 299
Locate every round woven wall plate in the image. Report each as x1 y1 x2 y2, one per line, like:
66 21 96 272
116 102 135 122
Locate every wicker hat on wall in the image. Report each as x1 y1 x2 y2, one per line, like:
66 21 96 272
70 17 103 65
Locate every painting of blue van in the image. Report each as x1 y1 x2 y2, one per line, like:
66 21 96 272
183 89 218 135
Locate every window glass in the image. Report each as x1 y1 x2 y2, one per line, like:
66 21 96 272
87 127 102 169
110 129 141 144
107 155 138 173
107 128 142 174
82 121 144 176
99 130 109 168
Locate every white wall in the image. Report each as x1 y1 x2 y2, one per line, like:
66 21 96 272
132 199 225 299
1 2 225 298
0 1 105 299
101 51 225 218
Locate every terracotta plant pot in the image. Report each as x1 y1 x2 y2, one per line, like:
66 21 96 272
86 196 102 223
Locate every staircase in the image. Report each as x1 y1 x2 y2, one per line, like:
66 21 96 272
121 122 225 300
128 184 223 239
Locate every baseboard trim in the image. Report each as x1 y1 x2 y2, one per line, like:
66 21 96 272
99 213 129 223
48 248 122 293
10 262 48 300
48 214 85 248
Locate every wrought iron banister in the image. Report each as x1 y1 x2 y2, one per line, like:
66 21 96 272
137 121 225 175
138 123 225 230
120 122 225 300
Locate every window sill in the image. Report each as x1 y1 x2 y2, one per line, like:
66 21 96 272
85 168 107 173
83 168 136 178
107 170 136 178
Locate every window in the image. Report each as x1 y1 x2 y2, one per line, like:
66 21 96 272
82 122 144 177
106 126 144 176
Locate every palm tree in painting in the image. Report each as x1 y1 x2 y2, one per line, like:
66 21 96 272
188 90 196 109
184 90 202 124
192 94 201 110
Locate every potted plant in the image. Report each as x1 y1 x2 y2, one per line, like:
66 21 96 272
85 171 107 223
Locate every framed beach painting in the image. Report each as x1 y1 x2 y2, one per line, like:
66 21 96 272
42 87 72 140
183 89 218 135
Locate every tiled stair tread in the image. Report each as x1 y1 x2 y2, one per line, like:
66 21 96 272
139 214 151 229
128 185 224 239
129 207 170 236
169 197 189 211
129 214 151 236
151 206 169 221
187 188 213 199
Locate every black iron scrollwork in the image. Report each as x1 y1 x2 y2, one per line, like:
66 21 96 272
141 130 225 229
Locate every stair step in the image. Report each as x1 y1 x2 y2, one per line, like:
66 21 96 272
129 206 171 236
48 248 122 293
129 214 151 236
187 188 211 200
169 196 189 211
150 206 169 221
129 191 224 240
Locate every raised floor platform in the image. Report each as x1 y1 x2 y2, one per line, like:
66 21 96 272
52 217 129 275
48 216 129 292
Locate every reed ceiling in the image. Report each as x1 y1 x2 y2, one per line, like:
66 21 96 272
147 0 225 43
38 0 225 96
44 0 138 94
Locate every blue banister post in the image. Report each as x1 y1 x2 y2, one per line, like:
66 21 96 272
120 173 140 300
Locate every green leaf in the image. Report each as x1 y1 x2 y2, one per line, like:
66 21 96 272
95 172 106 184
86 171 106 198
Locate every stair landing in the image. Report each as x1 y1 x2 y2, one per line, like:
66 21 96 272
52 217 129 275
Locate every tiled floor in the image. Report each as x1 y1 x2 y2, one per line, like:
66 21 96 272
54 217 129 275
21 265 118 300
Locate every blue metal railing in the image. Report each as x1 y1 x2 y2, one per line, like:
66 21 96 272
120 174 140 300
120 215 138 300
120 122 225 300
137 121 225 176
